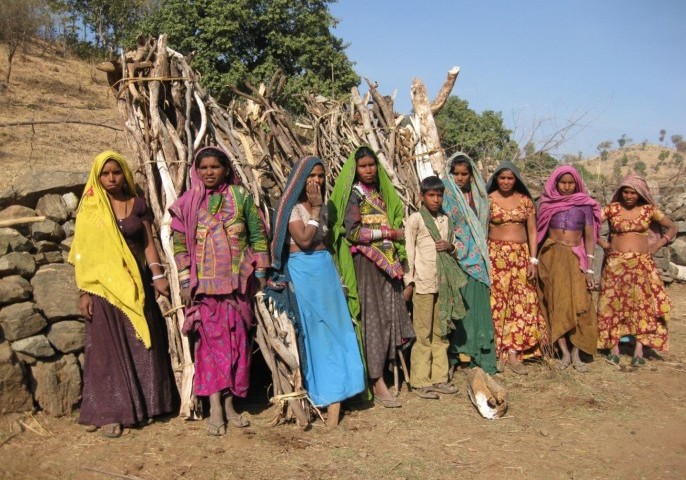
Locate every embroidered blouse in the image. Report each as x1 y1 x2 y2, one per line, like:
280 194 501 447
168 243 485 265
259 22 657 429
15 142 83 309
173 185 269 296
549 205 594 232
489 195 534 226
602 202 664 236
344 182 404 279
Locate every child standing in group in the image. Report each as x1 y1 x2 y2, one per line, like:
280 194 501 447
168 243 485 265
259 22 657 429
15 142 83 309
404 176 467 399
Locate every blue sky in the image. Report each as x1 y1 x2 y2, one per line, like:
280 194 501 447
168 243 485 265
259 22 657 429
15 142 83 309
329 0 685 159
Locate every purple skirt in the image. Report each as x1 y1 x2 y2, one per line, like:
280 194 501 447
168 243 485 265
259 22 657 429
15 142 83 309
79 294 175 427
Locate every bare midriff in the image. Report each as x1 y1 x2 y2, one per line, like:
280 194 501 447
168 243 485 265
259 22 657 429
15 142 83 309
548 228 583 247
289 242 327 253
489 223 527 244
609 232 649 254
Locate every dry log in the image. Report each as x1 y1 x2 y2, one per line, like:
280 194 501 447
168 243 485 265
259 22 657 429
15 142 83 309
0 216 46 228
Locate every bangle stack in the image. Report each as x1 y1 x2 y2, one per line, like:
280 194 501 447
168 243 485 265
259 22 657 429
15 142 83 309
529 257 539 265
306 219 320 228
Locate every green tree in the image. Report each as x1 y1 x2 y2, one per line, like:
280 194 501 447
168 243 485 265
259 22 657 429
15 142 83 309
634 160 647 176
597 140 612 162
51 0 152 50
137 0 359 110
617 133 632 149
659 129 666 143
0 0 50 84
671 134 683 148
434 95 519 163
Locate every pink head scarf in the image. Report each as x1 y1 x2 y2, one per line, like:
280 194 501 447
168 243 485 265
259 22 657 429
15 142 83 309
536 165 601 271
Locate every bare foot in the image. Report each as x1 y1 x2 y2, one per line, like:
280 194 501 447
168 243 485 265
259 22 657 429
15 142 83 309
101 423 122 438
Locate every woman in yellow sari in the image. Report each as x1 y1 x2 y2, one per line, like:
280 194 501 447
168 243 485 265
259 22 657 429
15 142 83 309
70 151 175 438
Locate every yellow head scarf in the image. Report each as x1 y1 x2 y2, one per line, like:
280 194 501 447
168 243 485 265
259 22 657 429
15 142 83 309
68 151 151 348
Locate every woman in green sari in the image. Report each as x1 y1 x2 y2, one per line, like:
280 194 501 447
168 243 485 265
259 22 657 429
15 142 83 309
441 152 498 375
329 146 415 408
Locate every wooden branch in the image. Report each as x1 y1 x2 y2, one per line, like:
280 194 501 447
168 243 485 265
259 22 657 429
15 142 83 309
0 120 122 132
411 78 447 175
0 216 46 228
430 66 460 114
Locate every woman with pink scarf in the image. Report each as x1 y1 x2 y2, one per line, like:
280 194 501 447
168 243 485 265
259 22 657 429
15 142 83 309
170 147 269 435
536 165 601 371
597 175 677 367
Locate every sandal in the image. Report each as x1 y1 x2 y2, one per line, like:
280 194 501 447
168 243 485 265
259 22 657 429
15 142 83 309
555 358 571 371
631 356 646 367
427 382 458 395
207 420 227 436
373 395 402 408
413 387 440 399
101 423 122 438
572 360 589 373
604 353 621 366
226 414 250 428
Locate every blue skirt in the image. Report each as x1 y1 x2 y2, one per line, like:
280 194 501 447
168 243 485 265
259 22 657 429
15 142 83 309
288 250 365 406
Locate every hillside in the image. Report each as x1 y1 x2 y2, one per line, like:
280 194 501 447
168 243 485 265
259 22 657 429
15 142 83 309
580 143 684 189
0 41 133 184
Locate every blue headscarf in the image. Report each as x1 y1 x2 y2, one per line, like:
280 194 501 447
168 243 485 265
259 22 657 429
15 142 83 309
441 152 491 286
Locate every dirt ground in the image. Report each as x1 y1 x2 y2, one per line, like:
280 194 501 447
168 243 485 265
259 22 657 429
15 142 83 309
1 283 685 480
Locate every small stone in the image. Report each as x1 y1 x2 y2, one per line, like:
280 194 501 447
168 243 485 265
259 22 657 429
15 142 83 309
15 351 37 365
11 335 55 358
31 219 65 242
60 236 73 252
47 320 84 354
0 252 37 278
0 275 33 305
31 264 80 321
0 205 39 236
0 302 47 341
35 194 70 223
44 251 64 264
62 192 79 213
539 428 550 437
30 354 82 416
0 227 32 253
61 219 75 238
34 240 60 253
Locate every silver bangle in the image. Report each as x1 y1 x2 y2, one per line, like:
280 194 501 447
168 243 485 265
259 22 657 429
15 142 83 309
306 219 319 228
586 269 595 275
529 257 539 265
586 254 595 259
371 229 383 241
151 274 166 281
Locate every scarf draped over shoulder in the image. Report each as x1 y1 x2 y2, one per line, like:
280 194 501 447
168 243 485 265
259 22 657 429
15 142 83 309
441 152 491 286
536 165 601 271
68 151 151 348
328 147 406 321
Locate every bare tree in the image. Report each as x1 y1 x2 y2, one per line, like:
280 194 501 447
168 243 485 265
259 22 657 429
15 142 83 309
0 0 48 84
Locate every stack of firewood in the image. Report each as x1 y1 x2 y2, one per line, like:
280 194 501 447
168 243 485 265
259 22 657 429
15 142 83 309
98 34 461 423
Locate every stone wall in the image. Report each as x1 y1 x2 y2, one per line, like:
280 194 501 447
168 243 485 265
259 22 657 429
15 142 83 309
0 175 85 416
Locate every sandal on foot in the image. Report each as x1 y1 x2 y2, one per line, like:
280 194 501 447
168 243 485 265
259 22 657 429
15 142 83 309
207 420 227 436
555 358 571 371
572 361 589 373
413 387 440 399
427 382 458 395
84 425 98 433
227 414 250 428
631 356 646 367
373 395 402 408
101 423 122 438
604 353 621 366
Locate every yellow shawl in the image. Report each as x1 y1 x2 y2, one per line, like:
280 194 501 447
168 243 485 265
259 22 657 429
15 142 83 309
68 151 151 348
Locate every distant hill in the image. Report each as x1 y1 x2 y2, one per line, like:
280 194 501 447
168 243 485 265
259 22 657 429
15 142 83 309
578 144 684 189
0 41 133 185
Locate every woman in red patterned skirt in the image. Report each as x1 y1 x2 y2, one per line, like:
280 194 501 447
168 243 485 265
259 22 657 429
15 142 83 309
597 175 677 367
486 162 547 375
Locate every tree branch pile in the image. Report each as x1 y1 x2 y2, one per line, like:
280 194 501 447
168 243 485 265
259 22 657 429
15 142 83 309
98 34 460 422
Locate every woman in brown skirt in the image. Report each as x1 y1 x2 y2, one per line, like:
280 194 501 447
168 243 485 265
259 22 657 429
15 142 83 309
536 165 601 371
